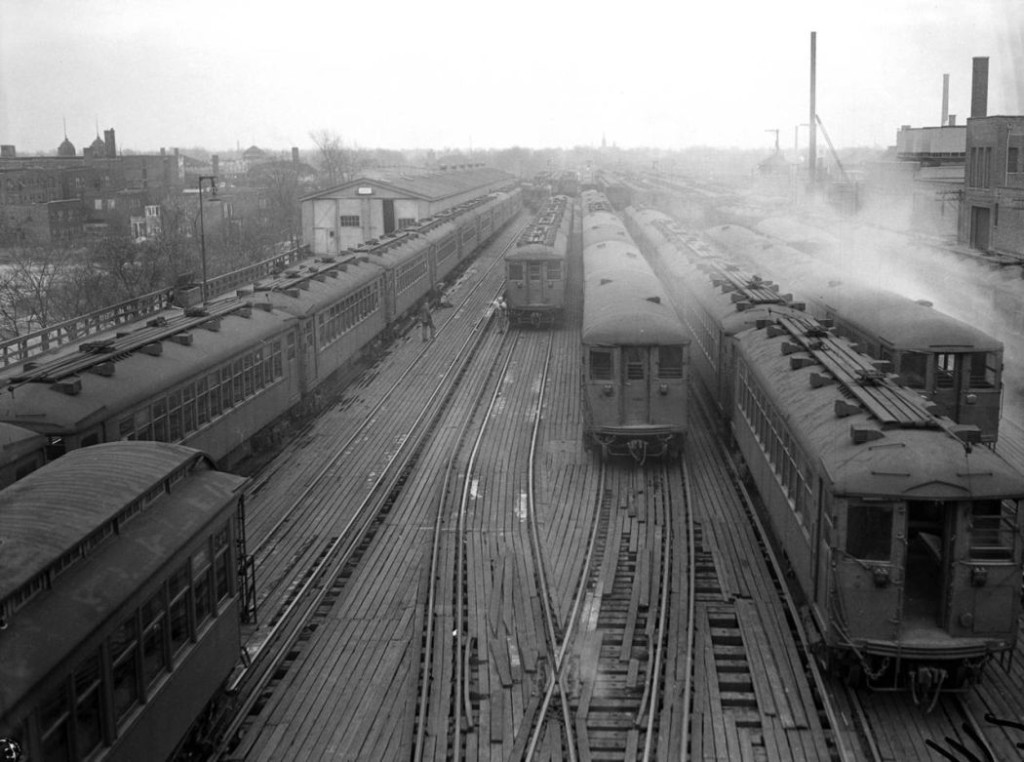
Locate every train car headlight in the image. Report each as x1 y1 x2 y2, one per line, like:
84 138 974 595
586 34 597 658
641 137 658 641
659 383 669 395
603 384 614 397
965 393 977 405
970 566 988 587
871 566 890 587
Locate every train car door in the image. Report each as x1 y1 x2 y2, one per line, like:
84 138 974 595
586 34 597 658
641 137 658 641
526 262 547 307
621 347 650 425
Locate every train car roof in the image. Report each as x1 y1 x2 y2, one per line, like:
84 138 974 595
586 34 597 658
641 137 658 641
582 275 688 346
736 324 1024 499
0 421 46 459
796 280 1002 352
0 305 296 435
507 196 571 261
255 254 385 318
703 223 1002 352
0 442 247 711
0 441 246 602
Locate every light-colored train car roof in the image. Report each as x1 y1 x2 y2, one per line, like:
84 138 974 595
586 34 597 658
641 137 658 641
737 325 1024 499
0 305 297 435
0 441 246 601
704 223 1001 352
582 275 689 346
0 442 247 712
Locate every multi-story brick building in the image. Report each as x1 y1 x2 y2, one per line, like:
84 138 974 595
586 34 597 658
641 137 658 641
0 129 186 245
961 115 1024 257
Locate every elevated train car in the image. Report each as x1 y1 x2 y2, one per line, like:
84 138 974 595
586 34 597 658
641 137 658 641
0 422 47 488
0 442 251 762
504 195 572 326
627 206 1024 698
705 223 1005 444
581 191 689 459
0 189 521 469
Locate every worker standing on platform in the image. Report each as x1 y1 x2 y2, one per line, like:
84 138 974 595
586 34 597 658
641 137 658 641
419 300 435 342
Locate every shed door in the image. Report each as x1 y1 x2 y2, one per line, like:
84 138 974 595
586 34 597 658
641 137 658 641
621 347 650 425
970 206 990 250
383 199 396 234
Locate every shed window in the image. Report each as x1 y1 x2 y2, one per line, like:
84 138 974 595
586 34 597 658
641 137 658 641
846 503 893 560
339 215 360 227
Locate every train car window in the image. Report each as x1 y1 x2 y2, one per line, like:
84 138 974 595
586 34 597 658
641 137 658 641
936 353 957 389
624 349 645 380
214 524 232 603
194 568 213 628
969 500 1017 560
590 350 613 381
528 263 543 281
141 592 168 687
899 352 928 389
110 617 140 721
846 503 893 560
658 346 683 379
547 262 563 280
967 352 997 389
39 683 71 761
508 263 524 280
74 653 104 756
168 564 192 656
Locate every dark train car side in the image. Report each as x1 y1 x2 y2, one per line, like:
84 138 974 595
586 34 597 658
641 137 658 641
0 442 250 762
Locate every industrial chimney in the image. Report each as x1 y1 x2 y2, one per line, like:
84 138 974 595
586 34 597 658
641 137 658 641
941 74 949 126
971 57 989 118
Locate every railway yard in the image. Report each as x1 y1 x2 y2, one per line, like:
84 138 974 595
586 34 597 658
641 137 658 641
213 206 1023 761
3 186 1024 762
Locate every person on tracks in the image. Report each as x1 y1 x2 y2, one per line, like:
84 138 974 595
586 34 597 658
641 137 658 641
492 295 508 333
419 300 436 342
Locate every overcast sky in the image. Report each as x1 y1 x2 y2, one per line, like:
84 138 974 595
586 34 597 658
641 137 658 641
2 0 1021 156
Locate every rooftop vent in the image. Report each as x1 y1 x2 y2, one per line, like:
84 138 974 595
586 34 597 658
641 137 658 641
53 377 82 395
851 425 885 444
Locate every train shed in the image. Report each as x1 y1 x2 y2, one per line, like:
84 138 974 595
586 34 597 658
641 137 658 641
301 166 514 255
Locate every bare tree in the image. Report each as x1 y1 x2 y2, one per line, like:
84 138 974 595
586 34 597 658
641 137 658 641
309 129 354 187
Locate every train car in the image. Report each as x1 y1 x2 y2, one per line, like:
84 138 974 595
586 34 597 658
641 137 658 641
627 206 1024 697
580 191 689 459
556 170 580 197
625 206 802 422
705 223 1005 444
0 422 47 488
0 441 251 762
0 189 522 470
734 314 1023 697
504 195 572 326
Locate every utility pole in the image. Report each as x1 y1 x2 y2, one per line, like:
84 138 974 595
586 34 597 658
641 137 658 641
809 31 817 185
765 129 780 153
197 175 218 304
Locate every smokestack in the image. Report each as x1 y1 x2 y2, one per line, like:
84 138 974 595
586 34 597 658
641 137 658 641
809 31 817 183
971 57 989 118
292 146 299 164
949 115 957 126
941 74 949 126
104 128 116 157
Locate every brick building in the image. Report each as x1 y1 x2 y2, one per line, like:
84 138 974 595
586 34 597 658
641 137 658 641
0 129 186 245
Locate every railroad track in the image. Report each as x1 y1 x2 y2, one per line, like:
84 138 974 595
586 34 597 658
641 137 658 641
211 223 527 759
